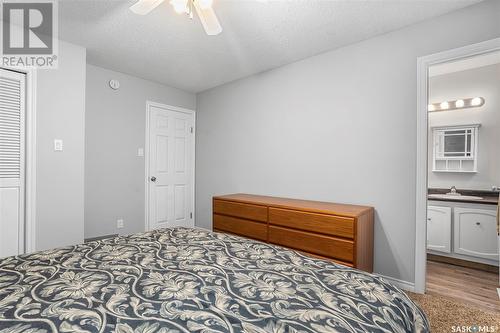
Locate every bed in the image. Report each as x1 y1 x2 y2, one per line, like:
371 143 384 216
0 227 429 332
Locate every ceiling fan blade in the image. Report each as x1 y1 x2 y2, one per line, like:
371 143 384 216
130 0 165 15
193 1 222 36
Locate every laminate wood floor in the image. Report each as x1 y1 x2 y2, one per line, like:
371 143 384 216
426 260 500 313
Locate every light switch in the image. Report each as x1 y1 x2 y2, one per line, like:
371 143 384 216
137 148 144 157
54 139 63 151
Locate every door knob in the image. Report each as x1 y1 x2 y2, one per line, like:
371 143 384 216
151 176 157 182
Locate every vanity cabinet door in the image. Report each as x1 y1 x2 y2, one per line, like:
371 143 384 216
454 207 498 260
427 206 452 253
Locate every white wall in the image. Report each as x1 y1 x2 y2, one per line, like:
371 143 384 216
36 40 86 251
195 0 500 284
428 63 500 190
84 65 196 239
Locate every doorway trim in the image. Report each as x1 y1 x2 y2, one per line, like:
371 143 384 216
415 37 500 294
144 101 196 231
25 68 37 254
1 67 37 254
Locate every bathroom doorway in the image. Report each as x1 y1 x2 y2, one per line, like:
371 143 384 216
415 38 500 313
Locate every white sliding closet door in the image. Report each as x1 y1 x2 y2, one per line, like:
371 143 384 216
0 68 26 258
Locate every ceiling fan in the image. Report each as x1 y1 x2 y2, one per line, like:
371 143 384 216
130 0 222 36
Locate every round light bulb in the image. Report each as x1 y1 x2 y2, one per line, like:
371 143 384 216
428 104 435 112
170 0 188 13
197 0 213 9
455 99 464 108
471 97 482 106
440 101 449 110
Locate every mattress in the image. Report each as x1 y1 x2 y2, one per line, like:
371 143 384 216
0 227 429 332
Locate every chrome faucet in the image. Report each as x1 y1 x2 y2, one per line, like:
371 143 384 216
447 186 460 196
492 185 500 192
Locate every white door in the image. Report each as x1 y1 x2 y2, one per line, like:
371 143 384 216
0 69 26 258
147 103 194 230
427 205 452 253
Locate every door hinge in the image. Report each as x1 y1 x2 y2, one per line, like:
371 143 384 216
190 126 194 134
190 212 193 219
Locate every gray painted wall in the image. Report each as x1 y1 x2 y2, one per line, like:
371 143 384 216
36 40 86 251
84 65 196 239
195 0 500 284
428 63 500 190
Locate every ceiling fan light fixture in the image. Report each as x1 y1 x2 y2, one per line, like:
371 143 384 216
197 0 213 9
170 0 188 13
131 0 222 36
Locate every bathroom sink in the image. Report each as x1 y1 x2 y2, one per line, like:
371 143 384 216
428 194 483 201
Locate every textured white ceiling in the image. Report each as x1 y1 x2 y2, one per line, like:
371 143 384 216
59 0 482 93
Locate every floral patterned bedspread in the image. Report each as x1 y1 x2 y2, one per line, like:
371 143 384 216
0 227 429 332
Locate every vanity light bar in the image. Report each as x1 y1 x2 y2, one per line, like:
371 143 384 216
428 97 485 112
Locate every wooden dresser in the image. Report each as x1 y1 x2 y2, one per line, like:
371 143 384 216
213 194 374 272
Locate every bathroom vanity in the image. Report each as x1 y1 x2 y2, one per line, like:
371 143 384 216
427 190 499 266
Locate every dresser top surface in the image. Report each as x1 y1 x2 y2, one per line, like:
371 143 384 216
213 193 373 217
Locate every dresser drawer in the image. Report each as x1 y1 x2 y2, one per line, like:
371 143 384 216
213 200 267 222
296 250 354 267
269 208 354 239
268 226 354 262
213 214 267 241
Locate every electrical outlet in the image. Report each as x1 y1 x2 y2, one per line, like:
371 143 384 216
117 219 124 229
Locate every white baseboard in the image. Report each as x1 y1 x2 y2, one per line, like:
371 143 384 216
376 274 416 293
194 225 212 231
